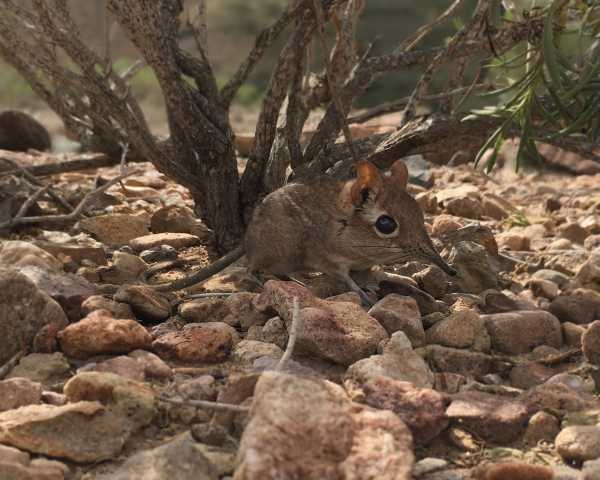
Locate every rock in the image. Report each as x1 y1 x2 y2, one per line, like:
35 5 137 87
481 195 511 221
524 411 561 445
529 278 560 299
445 196 483 219
412 457 448 477
563 322 586 347
57 309 152 359
226 293 269 330
448 241 499 293
128 350 173 380
556 425 600 463
0 110 51 151
446 391 529 443
235 372 414 480
440 223 499 257
0 401 129 463
345 332 434 388
0 461 66 480
481 311 562 354
177 375 217 401
520 383 596 416
414 265 448 299
583 459 600 480
254 281 388 366
79 214 150 246
98 251 148 284
585 234 600 252
368 294 424 346
82 355 146 381
34 240 107 267
377 275 444 315
0 444 30 465
426 345 501 378
582 321 600 366
179 297 227 323
260 316 288 350
139 244 178 263
431 215 463 237
64 371 155 430
0 378 43 413
363 376 449 444
113 285 171 323
550 289 600 324
496 232 531 251
426 309 489 350
6 353 70 386
0 241 63 272
472 462 553 480
18 266 97 321
150 205 211 239
232 339 283 364
509 362 555 389
81 295 135 319
152 322 238 363
576 253 600 291
129 233 200 252
0 269 68 365
559 222 589 244
96 432 218 480
533 269 571 288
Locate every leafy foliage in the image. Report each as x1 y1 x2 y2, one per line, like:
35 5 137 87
470 0 600 171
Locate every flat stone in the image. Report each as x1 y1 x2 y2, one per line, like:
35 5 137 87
152 322 238 363
482 311 562 354
128 350 173 380
57 309 152 359
426 345 501 378
79 213 150 246
129 233 200 252
446 391 528 443
34 240 107 266
0 401 130 463
81 355 146 381
0 241 63 272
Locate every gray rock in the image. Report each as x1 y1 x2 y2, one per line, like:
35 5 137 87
556 425 600 463
0 378 43 413
6 353 71 386
368 294 425 346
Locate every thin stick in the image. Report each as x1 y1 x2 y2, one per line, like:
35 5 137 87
157 394 250 413
0 350 25 380
311 0 359 164
276 297 300 370
14 185 48 219
0 169 140 229
0 157 75 213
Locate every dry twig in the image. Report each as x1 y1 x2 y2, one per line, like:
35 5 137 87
157 394 250 413
0 350 25 380
276 297 301 371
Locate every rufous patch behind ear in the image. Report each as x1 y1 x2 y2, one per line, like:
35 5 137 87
390 159 408 190
351 161 382 206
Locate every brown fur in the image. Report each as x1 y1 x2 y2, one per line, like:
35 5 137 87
0 110 51 152
472 462 554 480
245 160 453 296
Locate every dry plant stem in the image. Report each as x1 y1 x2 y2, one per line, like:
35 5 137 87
14 186 49 219
311 0 358 163
398 0 469 52
0 350 25 380
401 0 491 124
0 169 140 229
152 245 245 292
276 297 301 371
157 395 250 413
347 84 490 124
0 157 74 213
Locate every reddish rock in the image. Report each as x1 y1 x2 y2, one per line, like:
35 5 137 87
236 372 414 480
129 233 200 252
368 294 424 346
363 377 449 444
446 391 529 443
431 215 463 237
81 356 146 381
558 222 588 244
152 322 238 363
57 309 152 359
481 311 562 354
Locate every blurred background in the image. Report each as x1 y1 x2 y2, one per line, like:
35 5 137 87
0 0 478 134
